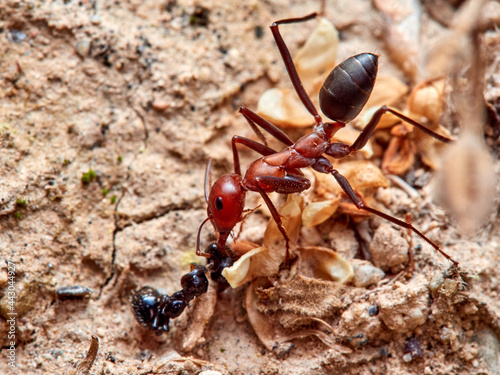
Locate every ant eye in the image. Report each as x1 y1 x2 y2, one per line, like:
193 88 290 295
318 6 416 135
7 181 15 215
215 197 223 211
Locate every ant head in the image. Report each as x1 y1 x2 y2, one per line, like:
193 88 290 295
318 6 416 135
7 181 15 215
207 173 245 240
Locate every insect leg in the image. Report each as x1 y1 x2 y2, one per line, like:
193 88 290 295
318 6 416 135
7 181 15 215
351 106 453 151
330 169 458 265
270 13 322 125
239 105 294 147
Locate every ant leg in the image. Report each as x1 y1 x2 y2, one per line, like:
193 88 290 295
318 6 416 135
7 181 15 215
270 13 323 125
254 175 311 266
231 135 277 176
351 105 454 151
253 183 291 266
204 160 212 203
239 106 294 147
405 213 416 274
196 217 213 257
330 169 458 265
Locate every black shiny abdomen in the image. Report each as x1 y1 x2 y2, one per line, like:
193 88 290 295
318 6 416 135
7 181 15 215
319 53 378 123
130 244 233 335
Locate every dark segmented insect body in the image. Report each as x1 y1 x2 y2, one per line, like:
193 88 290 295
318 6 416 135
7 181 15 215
319 53 378 123
131 247 233 335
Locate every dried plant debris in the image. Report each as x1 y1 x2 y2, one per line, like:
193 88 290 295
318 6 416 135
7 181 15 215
223 195 303 288
246 277 351 352
296 246 353 284
223 195 356 349
306 160 388 226
178 283 218 352
428 0 497 234
380 78 453 175
223 195 354 288
64 335 99 375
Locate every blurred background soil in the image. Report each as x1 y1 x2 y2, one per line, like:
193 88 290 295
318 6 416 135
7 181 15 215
0 0 499 374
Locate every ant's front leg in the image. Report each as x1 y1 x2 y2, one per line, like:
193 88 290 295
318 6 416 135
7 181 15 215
231 135 277 176
239 106 294 147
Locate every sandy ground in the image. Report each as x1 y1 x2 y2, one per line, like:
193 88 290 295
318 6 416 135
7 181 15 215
1 0 500 374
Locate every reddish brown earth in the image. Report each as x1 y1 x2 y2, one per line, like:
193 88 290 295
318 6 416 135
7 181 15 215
1 1 499 374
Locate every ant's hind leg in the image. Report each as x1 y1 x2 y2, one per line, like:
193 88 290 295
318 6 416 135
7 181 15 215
330 169 458 265
350 106 453 151
270 13 323 125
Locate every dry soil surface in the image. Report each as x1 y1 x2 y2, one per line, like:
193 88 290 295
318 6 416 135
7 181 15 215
1 0 500 374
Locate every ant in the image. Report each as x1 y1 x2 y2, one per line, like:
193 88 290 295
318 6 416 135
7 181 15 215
197 12 458 266
131 243 233 335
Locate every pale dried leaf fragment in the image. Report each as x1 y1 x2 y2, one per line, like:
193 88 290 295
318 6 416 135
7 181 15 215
407 78 445 124
302 198 340 227
180 283 218 351
336 161 389 192
365 75 409 112
222 246 266 288
257 88 312 127
313 160 388 198
357 105 402 131
296 246 353 284
222 196 303 288
309 161 388 221
294 17 339 87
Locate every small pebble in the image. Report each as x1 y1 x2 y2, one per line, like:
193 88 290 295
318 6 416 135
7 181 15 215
76 39 91 57
90 14 102 25
7 29 27 43
369 223 409 272
152 100 171 111
351 261 385 287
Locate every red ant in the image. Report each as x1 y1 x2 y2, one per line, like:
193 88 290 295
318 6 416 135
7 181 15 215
196 13 458 266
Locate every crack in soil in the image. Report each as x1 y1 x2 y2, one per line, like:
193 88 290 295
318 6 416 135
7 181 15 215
99 99 149 298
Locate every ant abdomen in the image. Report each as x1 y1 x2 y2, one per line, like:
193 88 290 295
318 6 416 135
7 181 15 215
319 53 378 123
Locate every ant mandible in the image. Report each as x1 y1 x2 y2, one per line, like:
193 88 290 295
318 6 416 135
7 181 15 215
197 13 458 266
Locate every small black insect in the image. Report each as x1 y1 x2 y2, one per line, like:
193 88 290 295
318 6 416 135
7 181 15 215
130 243 233 334
56 286 93 300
